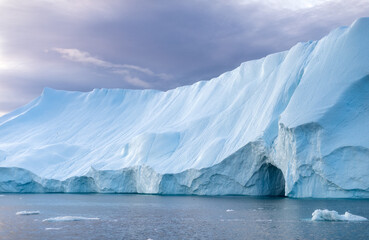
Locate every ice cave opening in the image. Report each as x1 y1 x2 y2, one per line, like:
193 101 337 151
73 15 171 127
256 163 286 196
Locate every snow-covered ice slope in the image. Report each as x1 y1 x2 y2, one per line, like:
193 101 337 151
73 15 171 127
0 18 368 197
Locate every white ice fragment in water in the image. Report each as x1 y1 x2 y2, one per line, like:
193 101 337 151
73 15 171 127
311 209 368 221
42 216 100 222
16 211 40 215
45 228 62 231
226 209 234 212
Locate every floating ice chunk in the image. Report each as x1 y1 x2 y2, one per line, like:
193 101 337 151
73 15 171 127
42 216 100 222
16 211 40 215
311 209 368 221
45 228 62 231
226 209 234 212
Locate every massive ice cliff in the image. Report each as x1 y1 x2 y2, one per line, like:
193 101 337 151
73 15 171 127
0 18 368 197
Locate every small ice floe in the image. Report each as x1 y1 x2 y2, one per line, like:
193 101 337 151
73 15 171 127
311 209 368 221
256 219 272 222
42 216 100 222
226 209 235 212
16 211 40 215
45 228 62 231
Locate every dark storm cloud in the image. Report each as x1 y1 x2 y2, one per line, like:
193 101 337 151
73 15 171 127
1 0 369 115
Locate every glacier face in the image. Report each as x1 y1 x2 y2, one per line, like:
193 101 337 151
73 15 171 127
0 18 368 197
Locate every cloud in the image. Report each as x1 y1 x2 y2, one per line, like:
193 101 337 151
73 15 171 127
51 48 171 87
52 48 112 68
114 70 152 88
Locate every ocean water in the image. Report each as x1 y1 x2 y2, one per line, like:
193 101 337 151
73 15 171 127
0 194 368 240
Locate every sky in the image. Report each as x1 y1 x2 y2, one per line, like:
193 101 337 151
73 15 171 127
0 0 369 116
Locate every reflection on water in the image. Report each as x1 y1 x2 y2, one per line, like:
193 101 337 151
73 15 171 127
0 194 368 240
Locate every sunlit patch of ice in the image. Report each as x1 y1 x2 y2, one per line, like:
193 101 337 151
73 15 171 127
45 227 62 231
312 209 368 221
42 216 100 222
16 211 40 215
0 195 4 197
226 209 234 212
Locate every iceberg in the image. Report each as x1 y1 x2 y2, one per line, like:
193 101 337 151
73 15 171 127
311 209 368 221
0 18 368 198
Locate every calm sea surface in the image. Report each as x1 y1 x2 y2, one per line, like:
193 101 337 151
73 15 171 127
0 194 368 240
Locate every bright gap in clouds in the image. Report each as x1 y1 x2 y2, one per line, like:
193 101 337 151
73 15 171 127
0 38 10 70
241 0 335 10
0 37 28 71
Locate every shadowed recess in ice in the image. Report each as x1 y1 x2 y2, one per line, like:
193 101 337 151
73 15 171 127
0 18 368 198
